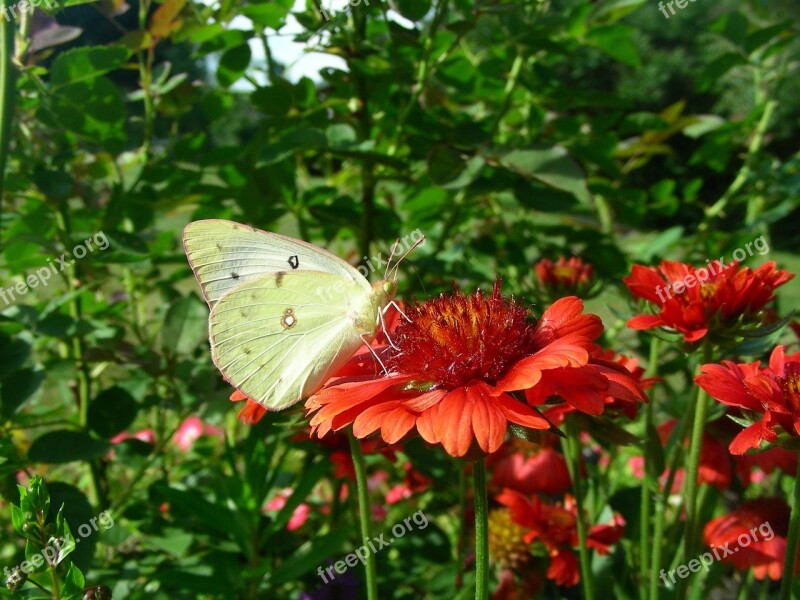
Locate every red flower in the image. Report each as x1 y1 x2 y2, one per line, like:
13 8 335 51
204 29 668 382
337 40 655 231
306 283 645 458
695 345 800 454
489 440 571 496
496 488 625 587
624 260 792 343
535 346 654 424
230 389 268 424
703 498 790 580
535 257 596 298
386 462 431 504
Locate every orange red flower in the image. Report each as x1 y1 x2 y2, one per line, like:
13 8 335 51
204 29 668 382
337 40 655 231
703 498 789 580
535 257 596 298
624 260 792 343
496 488 625 587
695 345 800 454
305 284 645 458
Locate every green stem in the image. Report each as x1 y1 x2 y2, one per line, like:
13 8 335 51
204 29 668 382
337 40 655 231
473 458 489 600
455 461 467 589
0 0 15 223
780 457 800 600
348 432 378 600
639 338 660 600
682 349 713 562
563 418 595 600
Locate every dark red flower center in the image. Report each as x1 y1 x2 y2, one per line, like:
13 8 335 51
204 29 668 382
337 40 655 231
784 363 800 415
386 283 537 389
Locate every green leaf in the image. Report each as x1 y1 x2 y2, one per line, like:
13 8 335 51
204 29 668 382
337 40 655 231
697 53 747 92
28 431 110 464
50 46 131 88
161 296 208 356
216 44 251 88
427 147 485 190
45 77 127 146
390 0 431 21
1 368 45 416
61 563 85 597
586 25 640 67
266 527 350 585
491 146 591 204
88 386 139 438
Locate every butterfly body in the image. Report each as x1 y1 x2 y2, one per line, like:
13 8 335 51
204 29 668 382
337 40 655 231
183 220 397 411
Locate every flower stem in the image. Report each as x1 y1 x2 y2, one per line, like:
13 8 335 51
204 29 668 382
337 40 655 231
473 458 490 600
348 432 378 600
678 346 714 598
639 338 660 600
564 418 595 600
780 456 800 600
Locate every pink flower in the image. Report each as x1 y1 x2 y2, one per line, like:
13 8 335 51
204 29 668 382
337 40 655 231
111 429 156 445
172 417 223 453
263 489 310 531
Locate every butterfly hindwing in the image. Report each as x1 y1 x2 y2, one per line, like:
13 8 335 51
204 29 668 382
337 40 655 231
183 219 369 307
209 270 383 410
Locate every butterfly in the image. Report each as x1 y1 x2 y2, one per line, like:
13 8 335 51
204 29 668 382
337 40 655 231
183 219 419 411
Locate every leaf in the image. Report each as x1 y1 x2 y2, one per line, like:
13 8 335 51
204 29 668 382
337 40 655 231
28 431 110 464
491 146 591 204
390 0 431 21
586 25 640 67
149 0 188 39
0 335 31 379
49 46 131 88
61 564 85 598
216 44 251 88
88 386 139 438
266 528 350 585
427 146 484 189
1 368 44 416
697 53 747 92
161 296 208 356
45 77 127 146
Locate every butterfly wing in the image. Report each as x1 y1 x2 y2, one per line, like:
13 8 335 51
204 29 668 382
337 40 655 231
183 219 370 307
209 270 387 410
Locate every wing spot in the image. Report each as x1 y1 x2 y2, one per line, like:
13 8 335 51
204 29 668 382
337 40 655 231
231 272 240 280
276 271 286 287
216 242 223 251
243 348 251 355
281 308 297 329
288 255 299 269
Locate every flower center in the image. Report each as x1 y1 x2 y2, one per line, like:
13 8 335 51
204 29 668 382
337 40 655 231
784 364 800 415
386 283 538 389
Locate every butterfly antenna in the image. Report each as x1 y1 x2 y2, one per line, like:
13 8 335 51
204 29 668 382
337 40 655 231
385 239 402 279
412 264 427 296
389 235 426 280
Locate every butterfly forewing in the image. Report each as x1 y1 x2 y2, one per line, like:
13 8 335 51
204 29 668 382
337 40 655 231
208 271 383 410
183 219 369 307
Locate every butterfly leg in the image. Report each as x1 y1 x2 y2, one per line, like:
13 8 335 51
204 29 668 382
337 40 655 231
384 300 412 323
378 308 401 351
360 334 390 375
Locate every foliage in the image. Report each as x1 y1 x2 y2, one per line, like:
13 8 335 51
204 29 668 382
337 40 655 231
0 0 798 598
